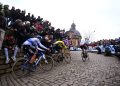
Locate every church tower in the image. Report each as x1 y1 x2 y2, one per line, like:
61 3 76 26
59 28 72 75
65 22 82 50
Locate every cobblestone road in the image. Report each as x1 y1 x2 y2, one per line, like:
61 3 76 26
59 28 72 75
1 51 120 86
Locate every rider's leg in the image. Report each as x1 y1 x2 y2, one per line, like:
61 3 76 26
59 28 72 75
4 48 10 64
82 48 85 54
35 51 48 65
59 48 64 61
11 46 18 61
42 53 48 63
23 45 29 58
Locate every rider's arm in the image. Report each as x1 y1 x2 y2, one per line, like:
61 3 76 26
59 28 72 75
54 41 58 45
61 41 67 49
36 38 48 50
36 47 45 51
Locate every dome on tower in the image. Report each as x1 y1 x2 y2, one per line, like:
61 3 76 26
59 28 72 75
69 23 81 37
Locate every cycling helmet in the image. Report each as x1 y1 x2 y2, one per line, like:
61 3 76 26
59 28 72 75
36 35 42 40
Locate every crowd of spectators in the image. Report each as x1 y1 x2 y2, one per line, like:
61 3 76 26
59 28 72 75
0 3 69 63
89 38 120 47
88 38 120 56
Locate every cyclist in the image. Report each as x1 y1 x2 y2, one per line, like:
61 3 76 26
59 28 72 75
22 35 50 64
80 41 88 54
53 40 67 61
54 40 67 51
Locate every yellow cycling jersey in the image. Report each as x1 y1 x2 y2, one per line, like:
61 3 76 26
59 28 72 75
54 41 67 49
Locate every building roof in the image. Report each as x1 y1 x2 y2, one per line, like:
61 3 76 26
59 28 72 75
66 22 81 37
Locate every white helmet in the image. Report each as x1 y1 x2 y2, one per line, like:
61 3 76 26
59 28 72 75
36 35 42 40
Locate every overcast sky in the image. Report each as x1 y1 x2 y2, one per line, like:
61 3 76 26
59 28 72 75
1 0 120 42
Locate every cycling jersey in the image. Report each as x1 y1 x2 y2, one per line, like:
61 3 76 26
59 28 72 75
23 38 48 51
54 41 67 49
80 40 88 50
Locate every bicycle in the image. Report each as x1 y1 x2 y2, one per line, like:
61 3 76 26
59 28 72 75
81 49 89 62
52 48 71 64
12 49 54 78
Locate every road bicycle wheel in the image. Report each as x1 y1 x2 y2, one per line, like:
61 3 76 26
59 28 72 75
81 52 87 62
64 48 70 55
12 58 29 78
52 54 59 62
64 53 71 63
40 55 54 71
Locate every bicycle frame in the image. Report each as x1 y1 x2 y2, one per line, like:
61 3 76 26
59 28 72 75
22 51 45 70
35 53 44 65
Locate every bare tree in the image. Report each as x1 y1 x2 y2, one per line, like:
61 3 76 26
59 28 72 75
84 30 95 44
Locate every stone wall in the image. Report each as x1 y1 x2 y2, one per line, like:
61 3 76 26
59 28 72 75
0 50 23 76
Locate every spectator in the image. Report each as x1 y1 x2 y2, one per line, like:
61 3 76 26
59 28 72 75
0 11 6 50
30 14 36 25
15 9 21 20
0 11 6 30
35 21 43 32
25 13 31 21
36 16 43 23
10 6 16 24
54 28 62 40
0 3 3 11
3 5 10 25
12 19 25 48
2 29 18 63
20 10 26 22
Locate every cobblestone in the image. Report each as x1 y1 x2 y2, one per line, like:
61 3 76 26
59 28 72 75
1 51 120 86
